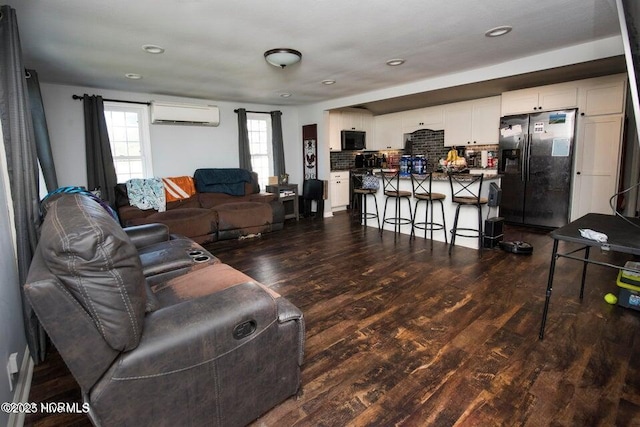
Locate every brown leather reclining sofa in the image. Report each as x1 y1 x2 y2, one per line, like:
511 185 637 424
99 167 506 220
116 168 285 244
24 193 304 426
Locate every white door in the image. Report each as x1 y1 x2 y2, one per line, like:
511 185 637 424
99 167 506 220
571 115 623 220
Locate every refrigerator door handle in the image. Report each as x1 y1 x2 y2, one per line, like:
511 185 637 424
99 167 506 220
521 136 528 182
525 134 532 181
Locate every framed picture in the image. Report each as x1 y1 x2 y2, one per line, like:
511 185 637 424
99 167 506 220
302 124 317 180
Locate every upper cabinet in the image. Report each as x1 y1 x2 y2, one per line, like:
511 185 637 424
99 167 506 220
372 112 403 150
577 74 627 116
501 82 578 116
443 96 501 147
328 108 374 151
401 106 444 134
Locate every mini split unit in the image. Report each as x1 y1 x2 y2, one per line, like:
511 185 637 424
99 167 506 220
150 101 220 126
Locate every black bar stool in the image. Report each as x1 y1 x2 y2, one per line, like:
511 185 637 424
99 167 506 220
448 173 487 254
380 170 413 238
410 172 447 248
351 172 380 230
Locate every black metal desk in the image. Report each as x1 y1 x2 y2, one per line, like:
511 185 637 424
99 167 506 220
539 213 640 339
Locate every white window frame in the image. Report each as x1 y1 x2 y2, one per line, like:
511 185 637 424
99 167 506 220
246 113 273 189
103 102 153 182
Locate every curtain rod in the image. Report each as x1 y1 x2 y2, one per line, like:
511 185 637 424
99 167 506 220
72 94 150 106
234 109 273 114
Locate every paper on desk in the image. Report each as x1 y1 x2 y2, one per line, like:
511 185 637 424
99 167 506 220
578 228 608 243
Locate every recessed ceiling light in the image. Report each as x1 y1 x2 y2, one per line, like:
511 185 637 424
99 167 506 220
142 44 165 54
321 79 336 85
279 92 292 98
386 59 405 66
125 73 143 80
485 26 512 37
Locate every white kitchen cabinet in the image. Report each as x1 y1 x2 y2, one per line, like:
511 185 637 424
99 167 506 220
328 109 374 151
328 110 342 152
372 112 404 150
401 105 444 133
571 114 624 220
578 75 627 116
330 171 350 211
443 96 500 147
501 82 578 116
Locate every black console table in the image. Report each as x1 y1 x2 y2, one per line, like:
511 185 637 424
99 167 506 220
266 184 299 221
539 213 640 339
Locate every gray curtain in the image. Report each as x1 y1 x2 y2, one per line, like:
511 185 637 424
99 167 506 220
26 69 58 192
271 110 285 177
83 94 117 206
237 108 252 171
0 5 47 363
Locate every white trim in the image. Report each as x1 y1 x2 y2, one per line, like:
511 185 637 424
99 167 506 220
7 347 34 427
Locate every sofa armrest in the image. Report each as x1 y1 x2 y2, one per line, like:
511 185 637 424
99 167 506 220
108 282 287 379
118 205 156 225
124 223 171 249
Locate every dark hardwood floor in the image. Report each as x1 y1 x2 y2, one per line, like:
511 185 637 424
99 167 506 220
25 212 640 426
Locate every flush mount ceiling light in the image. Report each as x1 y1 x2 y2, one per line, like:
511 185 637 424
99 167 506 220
125 73 143 80
321 79 336 85
264 48 302 68
142 44 165 54
485 26 513 37
279 92 292 98
386 58 405 66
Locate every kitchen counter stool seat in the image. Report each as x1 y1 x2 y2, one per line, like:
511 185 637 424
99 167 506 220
448 173 486 254
351 174 380 230
381 171 413 239
410 173 447 248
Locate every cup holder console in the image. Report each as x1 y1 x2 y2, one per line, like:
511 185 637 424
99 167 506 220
187 250 211 263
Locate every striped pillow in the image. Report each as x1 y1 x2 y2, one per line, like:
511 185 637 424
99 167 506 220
162 176 196 202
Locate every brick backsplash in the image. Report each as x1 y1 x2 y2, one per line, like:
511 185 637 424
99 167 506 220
330 129 498 171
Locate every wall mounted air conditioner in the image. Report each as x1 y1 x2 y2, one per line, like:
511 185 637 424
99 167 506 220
150 101 220 126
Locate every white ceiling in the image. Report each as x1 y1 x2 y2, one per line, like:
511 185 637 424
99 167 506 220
4 0 624 113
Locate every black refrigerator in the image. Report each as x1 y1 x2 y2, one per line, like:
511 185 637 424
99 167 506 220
498 109 576 228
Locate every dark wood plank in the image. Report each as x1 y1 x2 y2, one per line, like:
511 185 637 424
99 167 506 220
24 212 640 426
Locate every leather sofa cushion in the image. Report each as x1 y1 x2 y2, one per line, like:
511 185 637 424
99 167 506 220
125 208 217 239
216 202 273 231
40 194 146 351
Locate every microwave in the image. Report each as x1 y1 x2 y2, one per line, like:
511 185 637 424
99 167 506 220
341 130 366 150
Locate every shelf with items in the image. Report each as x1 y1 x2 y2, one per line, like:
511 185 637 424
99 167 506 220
266 184 299 221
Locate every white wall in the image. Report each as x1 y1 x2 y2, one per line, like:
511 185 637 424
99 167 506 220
40 83 302 188
0 124 27 427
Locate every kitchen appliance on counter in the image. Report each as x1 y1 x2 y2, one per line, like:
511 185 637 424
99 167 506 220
364 153 378 168
498 109 576 228
465 149 478 168
354 154 365 168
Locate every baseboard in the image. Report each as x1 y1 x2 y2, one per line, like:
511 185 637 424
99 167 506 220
7 346 34 427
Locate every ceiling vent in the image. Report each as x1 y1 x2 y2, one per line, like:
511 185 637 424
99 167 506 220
150 101 220 126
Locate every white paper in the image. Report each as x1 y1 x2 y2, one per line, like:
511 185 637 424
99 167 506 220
533 122 544 133
500 124 522 138
551 138 570 157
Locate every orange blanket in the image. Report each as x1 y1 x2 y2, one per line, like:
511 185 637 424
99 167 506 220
162 176 196 202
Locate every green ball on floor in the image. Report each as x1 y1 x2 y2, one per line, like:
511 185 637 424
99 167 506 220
604 293 618 305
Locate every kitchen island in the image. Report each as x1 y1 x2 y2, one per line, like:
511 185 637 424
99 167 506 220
361 171 501 249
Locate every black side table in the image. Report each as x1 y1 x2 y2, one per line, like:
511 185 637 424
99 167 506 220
540 213 640 339
266 184 299 221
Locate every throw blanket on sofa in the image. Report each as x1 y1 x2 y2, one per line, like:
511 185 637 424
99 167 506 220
194 168 252 196
162 176 196 202
126 178 166 212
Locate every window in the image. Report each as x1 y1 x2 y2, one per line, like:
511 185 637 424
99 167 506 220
103 102 153 183
246 113 273 189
